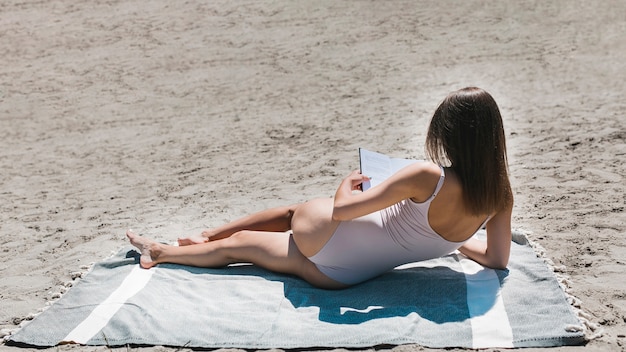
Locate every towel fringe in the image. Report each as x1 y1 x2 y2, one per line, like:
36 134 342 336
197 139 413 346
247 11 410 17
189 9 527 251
2 250 117 342
515 228 603 341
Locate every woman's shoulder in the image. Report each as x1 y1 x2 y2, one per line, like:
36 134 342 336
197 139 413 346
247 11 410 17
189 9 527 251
402 161 444 201
409 160 443 178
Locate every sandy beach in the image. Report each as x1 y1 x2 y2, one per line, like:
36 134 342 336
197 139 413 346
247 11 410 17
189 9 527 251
1 1 624 351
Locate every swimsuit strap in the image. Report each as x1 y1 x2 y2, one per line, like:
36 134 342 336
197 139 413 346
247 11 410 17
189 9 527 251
427 166 446 201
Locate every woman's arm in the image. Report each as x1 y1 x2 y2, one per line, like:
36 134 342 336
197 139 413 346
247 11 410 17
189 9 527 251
332 162 442 221
457 202 513 269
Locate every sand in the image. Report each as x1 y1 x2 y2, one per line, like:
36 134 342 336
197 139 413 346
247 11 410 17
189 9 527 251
0 1 624 351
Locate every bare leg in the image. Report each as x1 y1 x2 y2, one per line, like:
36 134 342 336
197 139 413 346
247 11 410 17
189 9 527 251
126 229 346 289
178 204 301 246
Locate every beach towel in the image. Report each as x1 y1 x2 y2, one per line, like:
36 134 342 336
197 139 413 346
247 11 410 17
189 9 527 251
6 230 591 349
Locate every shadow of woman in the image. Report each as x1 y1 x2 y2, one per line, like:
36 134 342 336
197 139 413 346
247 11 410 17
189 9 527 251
135 250 509 326
282 264 509 325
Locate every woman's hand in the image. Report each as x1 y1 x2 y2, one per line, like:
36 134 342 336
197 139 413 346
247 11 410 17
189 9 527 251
344 170 370 191
332 170 371 221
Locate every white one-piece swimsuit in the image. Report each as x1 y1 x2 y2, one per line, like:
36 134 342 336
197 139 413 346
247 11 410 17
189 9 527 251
308 166 472 285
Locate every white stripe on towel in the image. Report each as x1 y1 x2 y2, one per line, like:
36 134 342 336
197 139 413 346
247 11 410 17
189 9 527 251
340 305 384 315
457 254 514 348
62 265 154 344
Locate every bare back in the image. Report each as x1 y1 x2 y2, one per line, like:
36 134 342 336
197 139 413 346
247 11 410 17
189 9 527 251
425 168 490 243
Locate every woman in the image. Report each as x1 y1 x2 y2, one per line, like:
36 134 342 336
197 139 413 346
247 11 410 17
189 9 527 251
127 87 513 289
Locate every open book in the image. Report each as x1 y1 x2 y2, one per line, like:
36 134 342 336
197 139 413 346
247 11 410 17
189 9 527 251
359 148 419 191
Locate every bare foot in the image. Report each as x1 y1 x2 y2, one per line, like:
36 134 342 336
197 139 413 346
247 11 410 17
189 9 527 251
177 234 209 246
177 230 215 246
126 230 161 269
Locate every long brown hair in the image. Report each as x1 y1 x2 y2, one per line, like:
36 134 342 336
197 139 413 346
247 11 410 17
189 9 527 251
426 87 512 216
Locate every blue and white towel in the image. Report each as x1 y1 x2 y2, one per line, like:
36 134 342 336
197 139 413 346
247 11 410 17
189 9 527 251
7 231 588 348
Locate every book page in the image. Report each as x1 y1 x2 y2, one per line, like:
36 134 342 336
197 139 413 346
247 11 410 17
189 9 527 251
359 148 419 191
359 148 392 191
390 157 419 172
